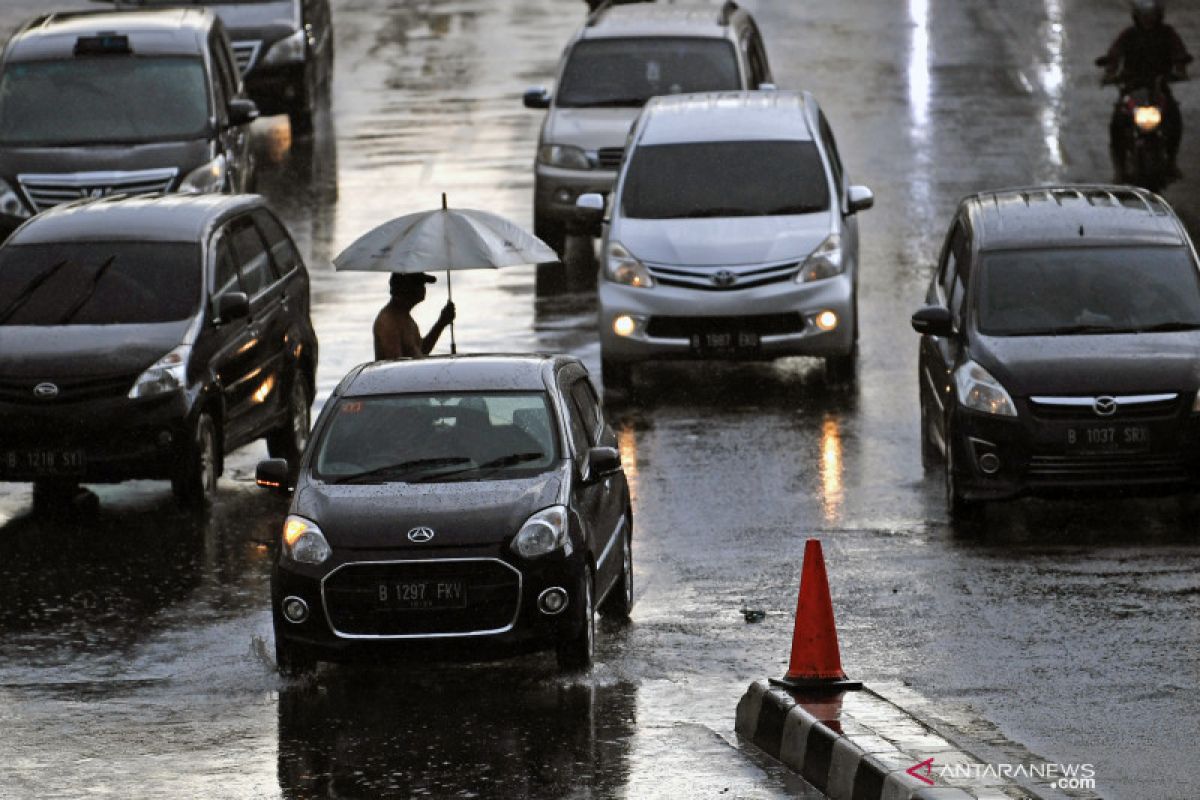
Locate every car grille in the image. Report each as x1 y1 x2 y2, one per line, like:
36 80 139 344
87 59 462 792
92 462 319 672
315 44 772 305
232 40 262 75
17 169 179 213
1027 453 1188 483
1028 393 1180 421
647 260 801 291
322 559 522 638
0 374 138 406
594 147 624 169
645 313 806 340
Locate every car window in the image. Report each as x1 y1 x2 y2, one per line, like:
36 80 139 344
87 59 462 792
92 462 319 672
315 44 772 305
740 33 760 86
228 219 276 296
253 209 303 277
213 237 242 300
210 27 240 105
569 379 605 445
557 38 740 108
938 222 964 300
818 113 845 203
749 30 771 84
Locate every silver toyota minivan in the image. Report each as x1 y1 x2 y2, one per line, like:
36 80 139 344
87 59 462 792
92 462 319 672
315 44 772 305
581 91 874 391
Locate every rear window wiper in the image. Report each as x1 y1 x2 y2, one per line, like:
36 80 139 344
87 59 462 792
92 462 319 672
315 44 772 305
0 259 69 325
330 457 472 484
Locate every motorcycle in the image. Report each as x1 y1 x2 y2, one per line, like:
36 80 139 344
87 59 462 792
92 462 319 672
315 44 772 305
1097 58 1185 191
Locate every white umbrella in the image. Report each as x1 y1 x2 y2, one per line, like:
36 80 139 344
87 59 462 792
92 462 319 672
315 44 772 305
334 194 558 353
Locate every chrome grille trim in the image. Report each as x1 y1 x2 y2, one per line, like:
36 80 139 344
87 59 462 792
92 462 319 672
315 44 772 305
17 168 179 212
1029 393 1178 407
232 40 262 75
646 259 801 291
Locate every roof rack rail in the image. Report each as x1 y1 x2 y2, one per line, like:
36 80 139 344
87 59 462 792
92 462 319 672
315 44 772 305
585 0 656 27
719 0 739 25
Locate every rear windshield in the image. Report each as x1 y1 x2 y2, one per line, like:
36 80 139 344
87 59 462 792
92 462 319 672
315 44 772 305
0 57 210 146
621 141 830 219
977 246 1200 336
0 242 201 326
314 393 560 483
557 38 740 108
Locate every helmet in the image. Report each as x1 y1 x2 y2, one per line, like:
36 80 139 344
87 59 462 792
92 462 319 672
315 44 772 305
1131 0 1164 25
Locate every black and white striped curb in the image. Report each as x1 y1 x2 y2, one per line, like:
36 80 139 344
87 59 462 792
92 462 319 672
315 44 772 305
735 681 1044 800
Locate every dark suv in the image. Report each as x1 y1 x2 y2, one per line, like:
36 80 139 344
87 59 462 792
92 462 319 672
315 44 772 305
0 194 318 508
912 185 1200 518
0 8 258 235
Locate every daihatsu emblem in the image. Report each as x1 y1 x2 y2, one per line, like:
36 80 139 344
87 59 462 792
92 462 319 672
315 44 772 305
407 526 435 543
33 382 59 400
712 270 738 287
1093 396 1118 417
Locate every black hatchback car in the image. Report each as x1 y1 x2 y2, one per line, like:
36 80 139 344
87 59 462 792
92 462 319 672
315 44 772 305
913 185 1200 518
258 355 633 674
0 194 318 508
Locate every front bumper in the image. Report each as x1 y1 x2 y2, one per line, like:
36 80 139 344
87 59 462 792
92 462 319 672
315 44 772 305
534 166 616 228
599 273 855 362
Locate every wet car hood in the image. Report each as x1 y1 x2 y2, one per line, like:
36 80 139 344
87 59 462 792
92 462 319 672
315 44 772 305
972 331 1200 396
543 107 640 153
294 467 566 550
0 140 211 182
614 214 830 267
0 322 188 379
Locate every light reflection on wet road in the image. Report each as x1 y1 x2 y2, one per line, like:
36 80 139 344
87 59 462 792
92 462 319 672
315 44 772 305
1 0 1199 798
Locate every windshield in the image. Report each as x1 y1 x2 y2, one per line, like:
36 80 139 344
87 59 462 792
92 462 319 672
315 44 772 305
977 246 1200 336
314 393 560 483
0 243 201 326
0 57 210 146
621 141 830 219
557 38 739 108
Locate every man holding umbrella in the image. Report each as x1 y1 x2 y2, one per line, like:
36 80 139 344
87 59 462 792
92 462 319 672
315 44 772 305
373 272 456 359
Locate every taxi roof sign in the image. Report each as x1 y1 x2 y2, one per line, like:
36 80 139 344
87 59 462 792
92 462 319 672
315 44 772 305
74 34 132 56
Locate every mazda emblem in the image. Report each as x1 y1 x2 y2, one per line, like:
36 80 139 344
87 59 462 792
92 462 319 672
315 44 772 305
1092 396 1118 417
711 270 737 287
407 526 435 543
33 382 59 400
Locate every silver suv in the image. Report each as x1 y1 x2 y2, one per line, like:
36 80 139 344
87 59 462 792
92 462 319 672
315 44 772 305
580 91 874 391
523 1 772 255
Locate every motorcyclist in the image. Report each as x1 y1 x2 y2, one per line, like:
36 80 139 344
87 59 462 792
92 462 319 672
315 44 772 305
1099 0 1192 178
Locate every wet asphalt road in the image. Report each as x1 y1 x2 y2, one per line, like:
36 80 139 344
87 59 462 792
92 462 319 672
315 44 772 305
2 1 1200 799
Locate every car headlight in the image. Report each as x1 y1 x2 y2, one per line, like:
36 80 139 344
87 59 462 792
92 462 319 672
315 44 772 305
261 29 307 67
0 177 31 219
605 241 655 288
796 234 843 282
283 515 332 565
128 345 190 399
1134 105 1163 132
179 155 227 194
511 505 569 558
537 144 591 170
954 361 1017 417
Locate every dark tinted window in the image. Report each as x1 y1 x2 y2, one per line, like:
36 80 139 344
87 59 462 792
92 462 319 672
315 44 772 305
977 247 1200 336
0 242 200 326
569 379 605 444
0 58 210 146
213 239 242 298
253 210 303 275
622 141 829 219
228 220 276 295
558 38 740 108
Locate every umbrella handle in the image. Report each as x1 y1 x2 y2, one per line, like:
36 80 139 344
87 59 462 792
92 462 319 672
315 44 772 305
447 269 457 355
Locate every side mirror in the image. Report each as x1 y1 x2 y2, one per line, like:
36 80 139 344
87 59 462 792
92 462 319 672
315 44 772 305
256 458 292 494
911 305 955 337
523 86 552 109
228 98 260 126
586 446 622 480
213 291 250 324
848 185 875 214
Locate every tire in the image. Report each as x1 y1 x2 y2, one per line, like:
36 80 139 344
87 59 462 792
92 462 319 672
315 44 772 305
267 377 312 467
556 566 595 673
824 345 858 384
920 398 941 472
534 213 566 258
276 636 317 678
598 517 633 620
32 479 80 514
172 413 219 509
602 357 633 395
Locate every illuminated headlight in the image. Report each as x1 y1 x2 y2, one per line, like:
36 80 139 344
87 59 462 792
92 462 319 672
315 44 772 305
954 361 1017 417
537 144 591 170
511 505 569 558
0 178 30 219
128 345 190 399
797 234 843 283
605 242 655 288
261 29 307 66
179 155 227 194
283 515 332 565
1134 106 1163 133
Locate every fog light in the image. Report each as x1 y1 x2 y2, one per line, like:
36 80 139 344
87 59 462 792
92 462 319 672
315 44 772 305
282 596 309 624
538 587 568 615
978 453 1001 475
157 430 174 448
554 188 576 205
815 311 839 332
613 315 637 337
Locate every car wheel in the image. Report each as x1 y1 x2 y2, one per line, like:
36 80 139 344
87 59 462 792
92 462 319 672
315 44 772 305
824 345 858 384
556 566 595 673
598 516 633 621
276 635 317 678
602 357 633 395
267 377 312 467
172 413 218 509
32 479 81 514
920 398 941 471
534 213 566 258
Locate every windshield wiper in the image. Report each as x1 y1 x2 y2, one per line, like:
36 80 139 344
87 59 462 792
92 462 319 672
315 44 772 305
766 204 826 215
57 256 116 325
1037 324 1128 336
0 260 70 325
332 457 472 484
571 97 647 108
412 452 546 482
1133 321 1200 333
676 207 753 219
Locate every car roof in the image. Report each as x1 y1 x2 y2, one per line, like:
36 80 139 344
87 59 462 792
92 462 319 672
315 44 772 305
340 355 583 397
5 9 214 62
5 194 264 245
966 185 1186 251
638 91 815 145
580 1 743 40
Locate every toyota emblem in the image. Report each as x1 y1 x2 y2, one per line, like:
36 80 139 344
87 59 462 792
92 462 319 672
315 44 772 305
407 526 435 543
1092 396 1118 417
33 382 59 400
711 270 738 288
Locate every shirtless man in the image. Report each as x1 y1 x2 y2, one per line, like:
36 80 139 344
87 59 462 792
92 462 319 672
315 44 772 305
372 272 456 360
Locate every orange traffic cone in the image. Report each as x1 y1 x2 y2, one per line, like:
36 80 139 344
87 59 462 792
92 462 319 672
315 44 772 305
769 539 862 691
